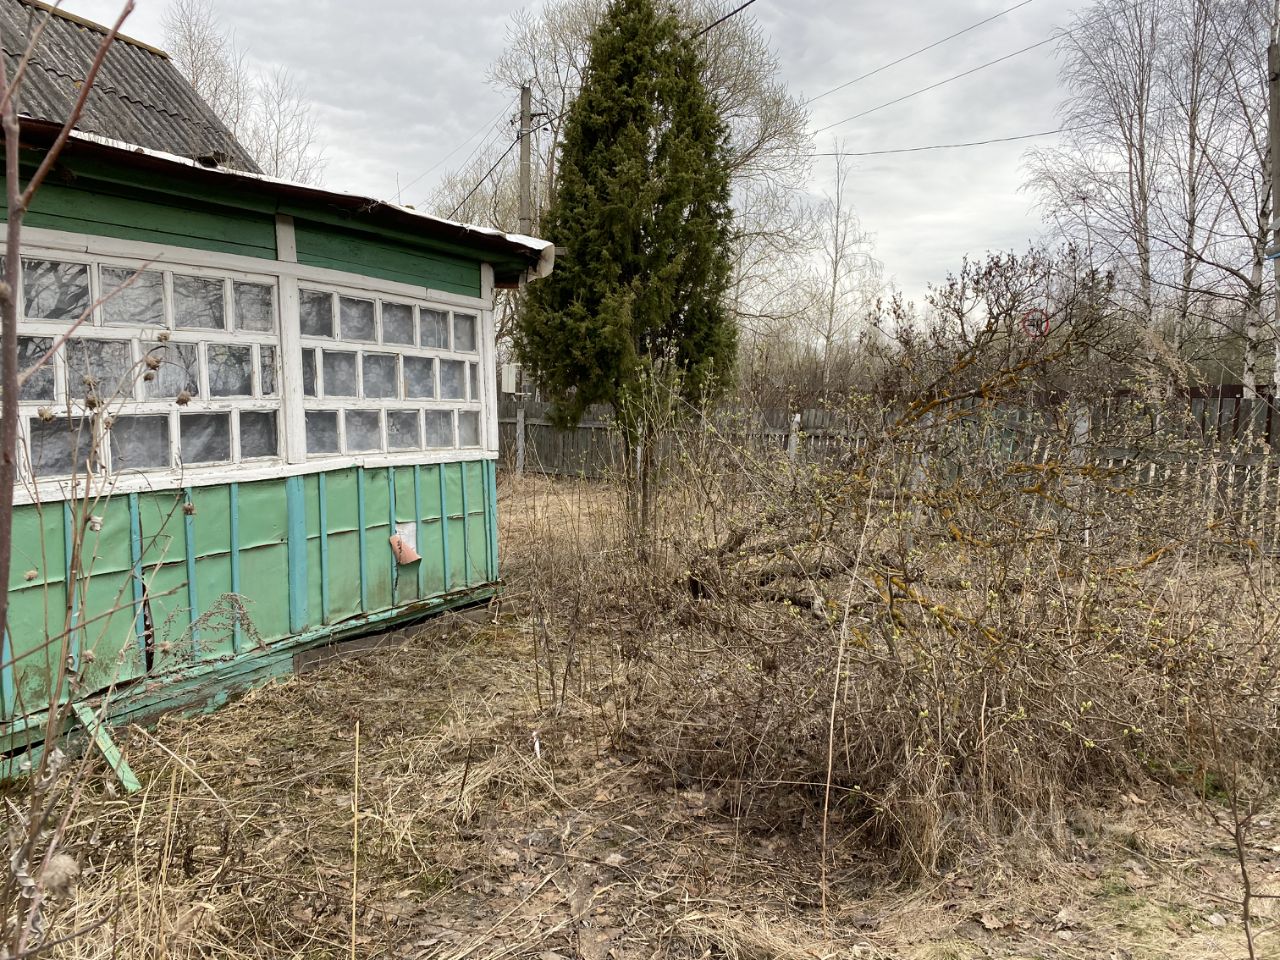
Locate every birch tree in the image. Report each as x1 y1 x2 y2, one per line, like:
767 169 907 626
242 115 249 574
162 0 325 183
1029 0 1276 392
1026 0 1165 327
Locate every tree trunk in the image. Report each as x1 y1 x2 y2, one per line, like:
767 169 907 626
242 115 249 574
1243 259 1260 399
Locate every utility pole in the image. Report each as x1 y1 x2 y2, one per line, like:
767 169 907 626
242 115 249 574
518 83 533 237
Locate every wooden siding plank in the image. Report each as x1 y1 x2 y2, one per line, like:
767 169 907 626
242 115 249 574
285 476 309 632
357 468 369 613
294 220 482 297
228 484 242 653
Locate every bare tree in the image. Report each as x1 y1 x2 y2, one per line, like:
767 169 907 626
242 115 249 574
1027 0 1166 327
1028 0 1276 392
161 0 250 134
431 0 815 364
162 0 325 183
243 66 325 183
0 5 155 956
797 150 881 401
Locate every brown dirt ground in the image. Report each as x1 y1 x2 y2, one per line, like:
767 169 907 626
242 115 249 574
40 478 1280 959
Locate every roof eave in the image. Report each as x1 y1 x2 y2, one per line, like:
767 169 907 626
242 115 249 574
11 119 554 284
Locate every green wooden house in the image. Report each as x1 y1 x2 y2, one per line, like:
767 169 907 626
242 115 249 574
0 0 551 764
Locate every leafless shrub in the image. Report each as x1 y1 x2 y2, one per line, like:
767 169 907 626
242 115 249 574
504 251 1280 885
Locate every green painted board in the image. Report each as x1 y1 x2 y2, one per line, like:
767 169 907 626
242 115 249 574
294 220 482 298
9 504 65 590
419 519 446 597
19 181 278 260
237 543 291 641
325 531 363 621
72 702 141 794
421 465 443 520
2 459 499 729
394 469 417 524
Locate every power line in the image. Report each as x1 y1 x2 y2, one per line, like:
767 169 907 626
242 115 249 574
810 0 1141 137
446 114 517 191
812 103 1186 159
396 96 516 201
809 126 1074 157
445 1 759 221
693 0 760 38
812 34 1056 134
447 137 522 220
803 0 1037 107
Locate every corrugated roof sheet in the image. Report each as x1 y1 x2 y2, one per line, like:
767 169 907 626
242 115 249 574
0 0 260 172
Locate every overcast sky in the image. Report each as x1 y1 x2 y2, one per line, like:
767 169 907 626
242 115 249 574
59 0 1090 300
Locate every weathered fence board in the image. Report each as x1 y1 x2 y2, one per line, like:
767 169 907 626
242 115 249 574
498 390 1280 551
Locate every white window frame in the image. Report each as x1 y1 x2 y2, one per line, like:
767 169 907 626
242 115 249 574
11 226 498 506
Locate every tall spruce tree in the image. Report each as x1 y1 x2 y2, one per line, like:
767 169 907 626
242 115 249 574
516 0 735 442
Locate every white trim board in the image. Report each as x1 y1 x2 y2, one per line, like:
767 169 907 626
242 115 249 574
14 451 499 507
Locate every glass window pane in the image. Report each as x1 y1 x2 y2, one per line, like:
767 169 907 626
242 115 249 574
141 341 199 400
404 356 435 398
345 410 381 453
322 351 358 397
424 410 454 448
468 362 479 402
110 415 170 470
28 417 93 477
240 411 278 459
300 289 334 338
208 344 253 396
173 275 225 330
23 260 89 321
387 410 420 450
66 339 133 403
180 412 231 464
440 359 466 400
458 410 481 447
306 411 339 455
454 313 478 352
101 267 164 326
3 337 54 402
420 308 449 348
301 348 317 397
362 353 398 399
382 303 414 345
234 282 275 332
340 296 376 341
259 346 277 396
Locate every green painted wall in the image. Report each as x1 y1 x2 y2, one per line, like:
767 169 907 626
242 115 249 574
1 460 498 745
23 179 279 260
1 154 493 295
293 219 482 298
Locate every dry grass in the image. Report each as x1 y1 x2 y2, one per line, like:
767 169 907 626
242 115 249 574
31 586 1278 959
9 457 1280 958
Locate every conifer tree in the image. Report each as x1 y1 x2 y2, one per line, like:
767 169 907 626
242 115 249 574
516 0 735 471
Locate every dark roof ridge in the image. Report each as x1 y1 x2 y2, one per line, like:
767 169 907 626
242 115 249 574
14 0 166 58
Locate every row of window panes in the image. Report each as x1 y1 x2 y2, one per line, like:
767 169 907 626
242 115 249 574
27 410 279 479
305 408 481 456
300 348 479 402
299 289 477 352
21 259 277 333
2 336 277 404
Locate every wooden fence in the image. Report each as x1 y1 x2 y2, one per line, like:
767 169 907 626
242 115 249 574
499 391 1280 549
499 390 1280 477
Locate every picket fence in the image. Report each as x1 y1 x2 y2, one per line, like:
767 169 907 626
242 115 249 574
497 389 1280 551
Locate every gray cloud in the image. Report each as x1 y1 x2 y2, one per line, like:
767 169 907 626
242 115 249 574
61 0 1089 298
